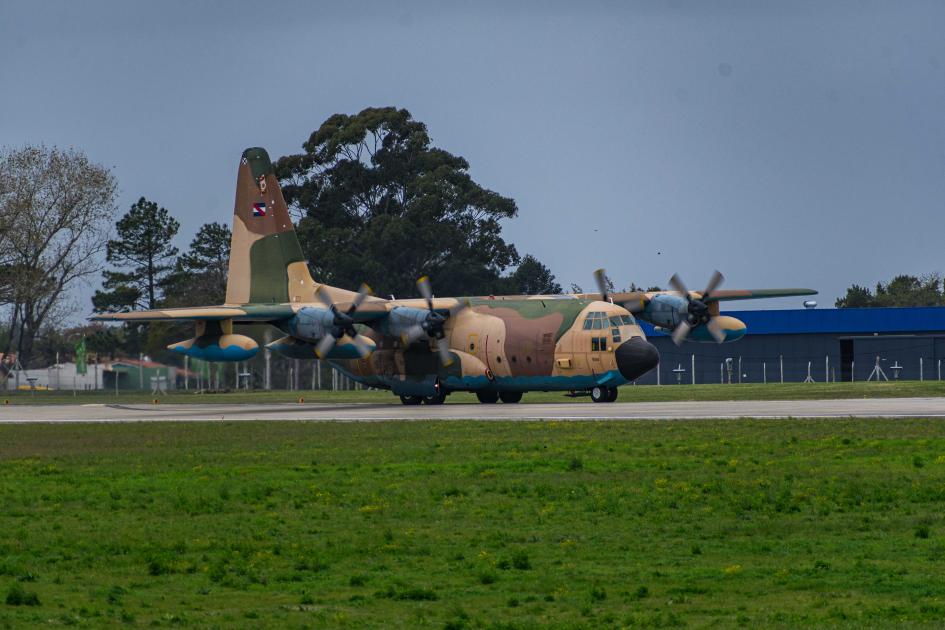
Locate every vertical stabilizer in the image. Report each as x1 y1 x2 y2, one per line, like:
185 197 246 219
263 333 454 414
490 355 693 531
225 148 316 305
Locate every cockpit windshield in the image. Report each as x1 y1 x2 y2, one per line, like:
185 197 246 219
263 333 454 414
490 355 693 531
582 311 635 330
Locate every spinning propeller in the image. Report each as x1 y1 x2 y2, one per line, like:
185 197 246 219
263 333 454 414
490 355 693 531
593 268 645 313
314 283 375 359
401 276 469 366
668 270 726 345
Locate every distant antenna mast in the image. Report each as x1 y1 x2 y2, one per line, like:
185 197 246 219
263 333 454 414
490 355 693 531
803 361 815 383
867 355 888 382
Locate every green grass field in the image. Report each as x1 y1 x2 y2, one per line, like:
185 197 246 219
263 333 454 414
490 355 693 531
3 379 945 406
2 419 945 627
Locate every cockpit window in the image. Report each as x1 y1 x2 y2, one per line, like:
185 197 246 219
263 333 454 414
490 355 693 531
582 311 610 330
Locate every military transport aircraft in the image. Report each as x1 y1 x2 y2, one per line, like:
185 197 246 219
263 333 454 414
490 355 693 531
93 148 816 404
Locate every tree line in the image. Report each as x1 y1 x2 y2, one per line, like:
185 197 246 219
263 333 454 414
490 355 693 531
835 274 945 308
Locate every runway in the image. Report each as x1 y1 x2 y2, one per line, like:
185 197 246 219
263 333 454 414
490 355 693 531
1 397 944 423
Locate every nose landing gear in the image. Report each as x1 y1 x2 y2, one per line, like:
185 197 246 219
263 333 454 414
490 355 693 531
590 386 619 403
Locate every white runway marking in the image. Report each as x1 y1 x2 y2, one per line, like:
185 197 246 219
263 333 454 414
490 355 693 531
1 398 944 423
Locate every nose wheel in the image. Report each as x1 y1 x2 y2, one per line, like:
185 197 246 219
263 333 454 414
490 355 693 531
590 386 619 403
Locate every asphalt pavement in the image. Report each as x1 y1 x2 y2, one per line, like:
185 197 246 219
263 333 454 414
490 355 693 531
1 397 944 423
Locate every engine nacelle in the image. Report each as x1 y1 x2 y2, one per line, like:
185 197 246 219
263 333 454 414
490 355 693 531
654 316 747 343
374 306 432 339
168 334 259 361
267 335 376 360
286 307 336 342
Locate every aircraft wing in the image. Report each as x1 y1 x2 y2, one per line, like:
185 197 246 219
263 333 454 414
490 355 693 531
90 304 298 323
89 300 397 324
649 288 818 303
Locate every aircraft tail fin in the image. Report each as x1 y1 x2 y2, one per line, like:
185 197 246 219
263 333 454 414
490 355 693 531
225 147 316 305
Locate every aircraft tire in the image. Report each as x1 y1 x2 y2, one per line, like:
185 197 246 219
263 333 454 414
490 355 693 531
476 391 499 404
590 386 612 403
499 391 523 404
423 391 448 405
606 387 619 402
400 395 423 406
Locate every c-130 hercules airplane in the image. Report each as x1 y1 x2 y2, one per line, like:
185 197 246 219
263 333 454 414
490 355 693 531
93 148 816 404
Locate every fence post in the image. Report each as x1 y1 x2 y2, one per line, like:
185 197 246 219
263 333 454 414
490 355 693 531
738 357 742 383
720 362 724 384
763 362 767 384
851 361 854 382
920 357 923 381
691 354 695 385
825 355 829 383
779 355 784 383
656 361 660 386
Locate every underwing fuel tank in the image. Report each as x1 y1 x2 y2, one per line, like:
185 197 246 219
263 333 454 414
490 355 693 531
267 335 376 360
167 334 259 362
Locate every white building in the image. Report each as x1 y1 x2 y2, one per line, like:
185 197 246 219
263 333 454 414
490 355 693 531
4 361 107 391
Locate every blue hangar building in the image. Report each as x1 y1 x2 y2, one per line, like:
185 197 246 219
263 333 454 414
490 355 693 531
634 306 945 385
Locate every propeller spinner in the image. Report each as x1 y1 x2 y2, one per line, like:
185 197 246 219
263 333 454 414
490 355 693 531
401 276 469 366
668 270 726 345
313 283 375 359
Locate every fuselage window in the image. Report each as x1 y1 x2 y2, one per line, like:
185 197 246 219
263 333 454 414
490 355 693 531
591 338 599 351
612 328 621 343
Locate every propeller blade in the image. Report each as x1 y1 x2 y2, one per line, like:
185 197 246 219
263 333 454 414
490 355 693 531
417 276 434 310
436 336 454 366
315 334 337 359
702 270 724 299
621 294 646 313
593 268 610 302
314 286 335 310
449 298 470 318
347 283 373 314
401 324 426 345
351 334 374 359
671 320 692 346
669 273 689 299
707 318 727 343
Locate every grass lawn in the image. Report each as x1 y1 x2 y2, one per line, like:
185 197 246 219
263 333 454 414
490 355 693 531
2 419 945 627
3 379 945 406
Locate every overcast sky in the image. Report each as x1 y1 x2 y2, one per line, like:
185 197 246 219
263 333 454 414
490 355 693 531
2 0 943 315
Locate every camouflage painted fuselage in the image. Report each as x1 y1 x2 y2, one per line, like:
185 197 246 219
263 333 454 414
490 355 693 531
323 296 649 397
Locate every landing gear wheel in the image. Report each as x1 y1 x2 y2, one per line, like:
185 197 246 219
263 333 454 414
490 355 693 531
423 390 447 405
606 387 619 402
476 391 499 404
590 386 612 403
400 395 423 406
499 391 523 404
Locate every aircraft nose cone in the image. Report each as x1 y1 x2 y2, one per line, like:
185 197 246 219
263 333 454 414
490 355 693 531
615 337 660 381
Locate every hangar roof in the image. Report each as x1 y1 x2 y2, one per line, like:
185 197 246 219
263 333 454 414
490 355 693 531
642 306 945 337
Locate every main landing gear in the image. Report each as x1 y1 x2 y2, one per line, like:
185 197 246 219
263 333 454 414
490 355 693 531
476 391 523 404
590 386 619 403
399 390 448 405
